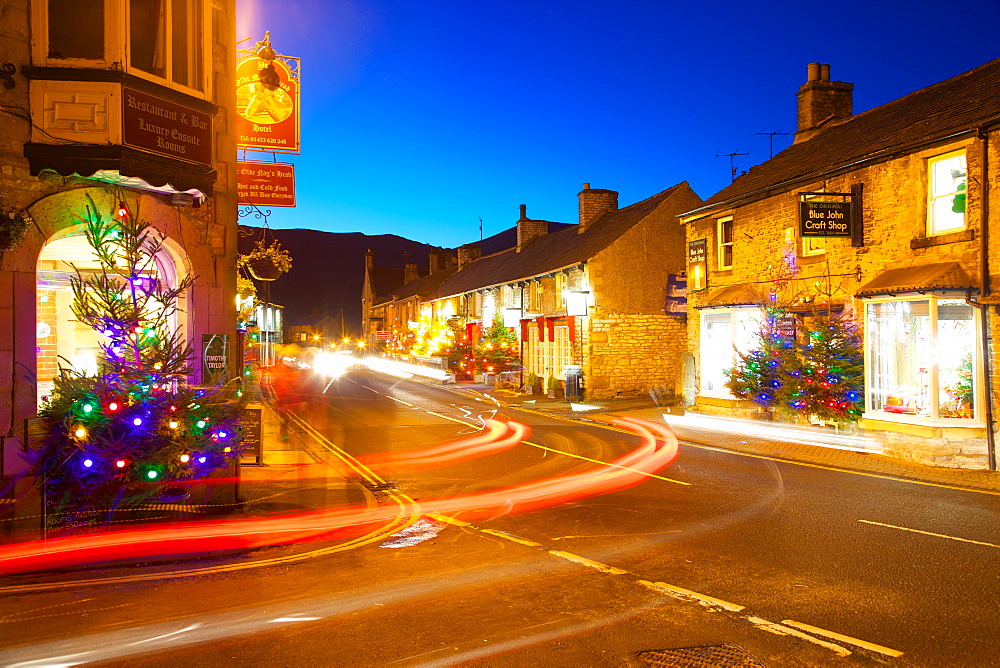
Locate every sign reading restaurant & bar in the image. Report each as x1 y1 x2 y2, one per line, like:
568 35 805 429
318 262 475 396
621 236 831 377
122 87 213 165
799 200 852 237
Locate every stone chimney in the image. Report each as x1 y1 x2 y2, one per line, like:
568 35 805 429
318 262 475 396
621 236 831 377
577 183 618 232
516 204 548 252
365 248 374 270
428 247 454 272
795 62 853 143
403 261 419 284
457 243 481 267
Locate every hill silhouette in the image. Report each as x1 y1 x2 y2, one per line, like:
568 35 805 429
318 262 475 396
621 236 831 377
238 220 573 337
238 226 439 337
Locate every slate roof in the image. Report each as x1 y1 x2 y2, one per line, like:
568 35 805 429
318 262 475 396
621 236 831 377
427 183 691 299
684 58 1000 218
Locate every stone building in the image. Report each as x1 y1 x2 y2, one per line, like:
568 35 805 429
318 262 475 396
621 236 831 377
0 2 239 487
680 60 1000 469
378 182 701 400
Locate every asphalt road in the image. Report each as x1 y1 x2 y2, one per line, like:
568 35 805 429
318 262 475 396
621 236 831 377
1 367 999 666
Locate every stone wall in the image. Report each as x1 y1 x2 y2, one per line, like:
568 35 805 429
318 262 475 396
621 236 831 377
586 314 687 400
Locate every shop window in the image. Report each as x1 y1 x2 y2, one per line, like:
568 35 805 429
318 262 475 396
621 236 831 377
129 0 205 92
48 0 105 60
865 296 978 421
717 217 733 270
699 308 761 396
927 151 967 236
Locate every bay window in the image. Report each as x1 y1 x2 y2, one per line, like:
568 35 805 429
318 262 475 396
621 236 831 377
36 0 209 96
865 295 979 421
699 307 761 396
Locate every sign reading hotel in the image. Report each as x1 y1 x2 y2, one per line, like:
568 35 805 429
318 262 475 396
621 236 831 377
799 201 852 237
122 87 213 165
236 55 300 153
237 161 296 207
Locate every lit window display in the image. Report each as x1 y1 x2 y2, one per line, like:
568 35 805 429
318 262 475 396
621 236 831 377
699 307 762 396
865 296 978 421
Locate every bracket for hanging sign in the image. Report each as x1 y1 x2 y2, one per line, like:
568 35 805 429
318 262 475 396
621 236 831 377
799 192 853 237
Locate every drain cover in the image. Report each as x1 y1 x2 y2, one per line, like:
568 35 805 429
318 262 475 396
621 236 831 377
637 644 764 667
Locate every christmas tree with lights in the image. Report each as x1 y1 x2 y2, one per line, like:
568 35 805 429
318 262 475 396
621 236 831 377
32 195 245 516
781 305 864 422
476 312 521 375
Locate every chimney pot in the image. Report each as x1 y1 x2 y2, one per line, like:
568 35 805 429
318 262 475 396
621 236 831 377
583 182 590 190
820 63 830 81
807 62 820 82
519 204 527 220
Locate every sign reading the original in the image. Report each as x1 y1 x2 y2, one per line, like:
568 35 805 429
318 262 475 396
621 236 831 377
202 334 230 384
799 201 852 237
236 55 300 153
122 87 213 165
687 238 708 291
237 161 296 207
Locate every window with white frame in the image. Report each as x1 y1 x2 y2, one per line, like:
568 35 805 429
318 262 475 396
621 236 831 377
129 0 205 90
38 0 209 96
927 151 967 235
865 295 979 421
717 217 734 270
699 307 762 396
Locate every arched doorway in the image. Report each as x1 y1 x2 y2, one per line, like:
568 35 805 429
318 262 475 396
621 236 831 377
35 224 189 408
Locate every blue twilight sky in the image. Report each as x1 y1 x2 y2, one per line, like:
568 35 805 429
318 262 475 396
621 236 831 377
235 0 1000 249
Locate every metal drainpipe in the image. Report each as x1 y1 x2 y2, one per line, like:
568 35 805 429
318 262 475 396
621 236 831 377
977 125 996 470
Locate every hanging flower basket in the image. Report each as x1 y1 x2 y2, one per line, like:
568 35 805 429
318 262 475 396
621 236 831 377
247 256 284 281
0 205 33 252
240 240 292 281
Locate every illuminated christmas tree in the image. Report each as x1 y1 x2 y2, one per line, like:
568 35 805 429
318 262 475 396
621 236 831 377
782 307 864 422
476 313 521 374
32 195 245 514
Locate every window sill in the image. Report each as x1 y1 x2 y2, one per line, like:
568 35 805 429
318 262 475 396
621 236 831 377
911 229 975 249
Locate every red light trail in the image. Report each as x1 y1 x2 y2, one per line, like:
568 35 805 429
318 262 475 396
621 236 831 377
0 417 678 575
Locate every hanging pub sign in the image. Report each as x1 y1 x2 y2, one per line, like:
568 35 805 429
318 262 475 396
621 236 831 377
237 161 296 207
236 36 300 154
799 195 853 237
687 238 708 291
664 274 687 314
122 87 213 165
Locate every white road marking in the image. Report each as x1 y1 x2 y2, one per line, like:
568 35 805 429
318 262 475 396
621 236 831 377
782 620 904 657
387 396 415 407
859 519 1000 549
745 617 851 657
637 580 744 612
269 616 324 623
